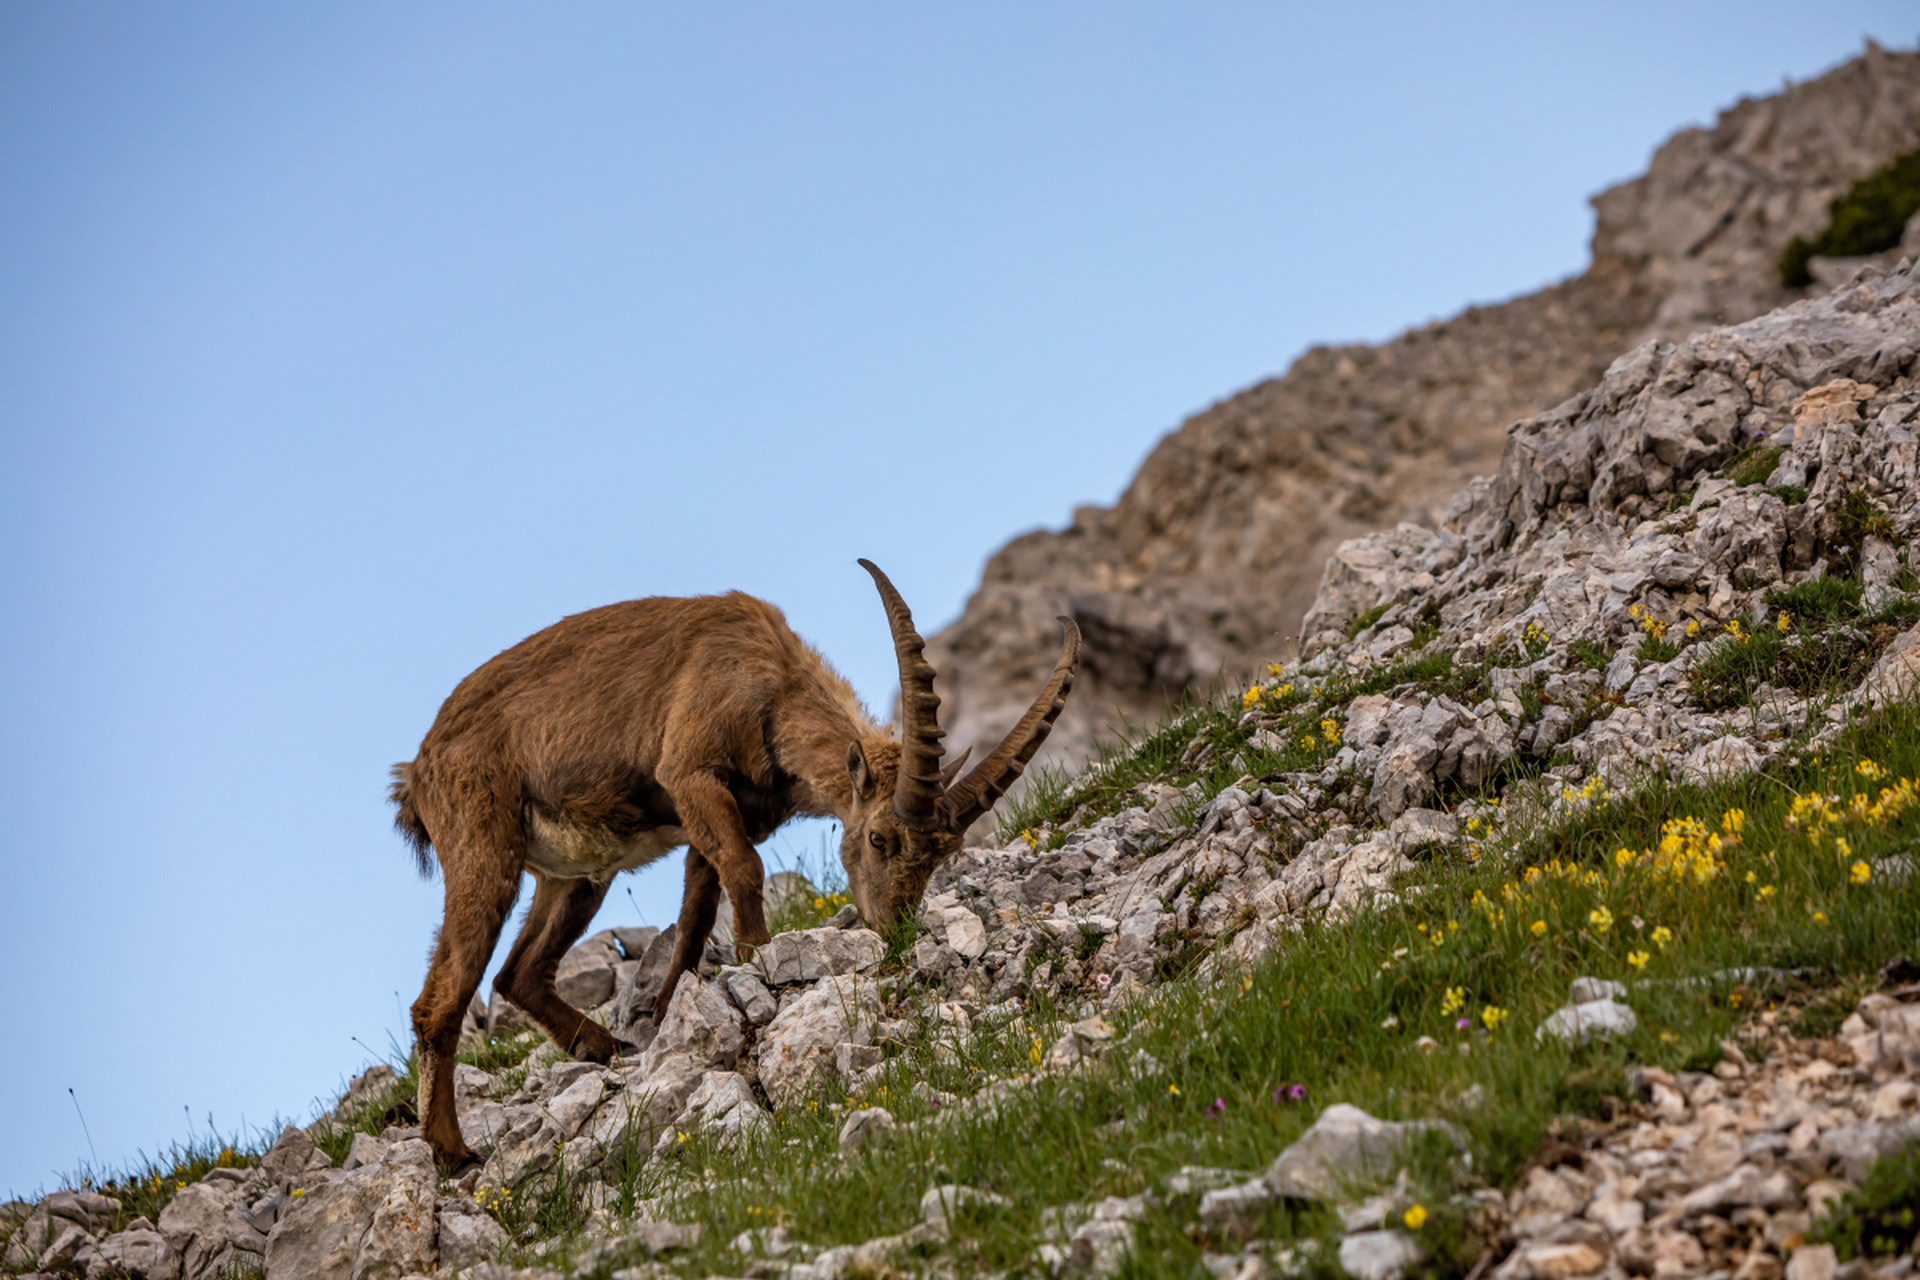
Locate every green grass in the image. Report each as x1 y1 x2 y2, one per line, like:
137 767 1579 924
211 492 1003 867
533 698 1920 1279
31 658 1920 1279
1348 602 1392 640
1817 1139 1920 1261
1780 142 1920 288
1566 638 1608 672
1688 576 1919 711
1723 444 1786 488
1636 633 1679 663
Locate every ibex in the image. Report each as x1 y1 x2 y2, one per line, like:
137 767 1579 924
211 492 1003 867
391 560 1079 1167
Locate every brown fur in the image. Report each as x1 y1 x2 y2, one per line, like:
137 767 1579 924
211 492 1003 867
394 580 1076 1168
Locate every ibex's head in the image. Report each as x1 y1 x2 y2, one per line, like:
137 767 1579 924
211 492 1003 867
839 559 1080 929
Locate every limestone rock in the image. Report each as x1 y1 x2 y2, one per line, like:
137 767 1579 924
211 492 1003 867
838 1106 897 1156
436 1198 508 1272
88 1220 177 1278
1266 1103 1457 1201
640 974 745 1073
1338 1229 1423 1280
264 1138 437 1280
1537 999 1638 1046
751 927 886 986
159 1179 269 1279
758 975 881 1106
555 928 624 1008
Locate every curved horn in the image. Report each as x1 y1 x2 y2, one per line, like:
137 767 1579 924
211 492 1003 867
858 559 946 829
943 616 1080 831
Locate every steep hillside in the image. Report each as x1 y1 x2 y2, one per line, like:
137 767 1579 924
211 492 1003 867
10 224 1920 1280
927 43 1920 773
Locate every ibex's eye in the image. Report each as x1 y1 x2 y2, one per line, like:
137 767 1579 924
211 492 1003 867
868 831 886 851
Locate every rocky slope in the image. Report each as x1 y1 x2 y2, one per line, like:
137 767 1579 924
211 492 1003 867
927 43 1920 776
7 228 1920 1280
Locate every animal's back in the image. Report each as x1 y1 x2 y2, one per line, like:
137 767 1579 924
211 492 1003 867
393 591 851 861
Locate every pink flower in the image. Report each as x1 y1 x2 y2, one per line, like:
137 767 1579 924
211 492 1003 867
1207 1097 1227 1116
1095 972 1112 989
1274 1084 1307 1105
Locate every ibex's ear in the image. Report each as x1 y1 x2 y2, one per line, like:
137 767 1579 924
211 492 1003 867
847 741 882 801
937 746 973 789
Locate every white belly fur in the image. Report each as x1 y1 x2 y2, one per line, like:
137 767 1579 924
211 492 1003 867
525 809 685 880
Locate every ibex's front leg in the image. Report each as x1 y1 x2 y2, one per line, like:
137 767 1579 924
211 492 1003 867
493 873 620 1064
654 769 768 1020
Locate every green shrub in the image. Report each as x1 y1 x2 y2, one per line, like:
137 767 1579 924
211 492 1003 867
1779 143 1920 287
1724 444 1785 488
1816 1139 1920 1260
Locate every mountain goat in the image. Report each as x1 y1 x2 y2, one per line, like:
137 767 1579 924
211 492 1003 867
391 560 1079 1166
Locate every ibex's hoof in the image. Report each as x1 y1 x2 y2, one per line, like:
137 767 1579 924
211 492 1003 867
570 1025 620 1064
438 1148 483 1177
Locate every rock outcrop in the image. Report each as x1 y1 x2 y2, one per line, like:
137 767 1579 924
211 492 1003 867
927 44 1920 781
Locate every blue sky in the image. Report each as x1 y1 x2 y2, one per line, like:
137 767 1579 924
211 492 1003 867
2 2 1913 1196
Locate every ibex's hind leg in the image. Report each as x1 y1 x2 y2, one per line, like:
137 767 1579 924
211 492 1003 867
412 839 520 1169
494 874 620 1063
655 849 723 1022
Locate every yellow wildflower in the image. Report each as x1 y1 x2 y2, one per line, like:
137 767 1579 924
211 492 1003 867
1403 1204 1428 1230
1530 920 1547 937
1480 1006 1509 1032
1627 950 1649 970
1321 718 1341 745
1651 925 1673 950
1759 884 1778 899
1852 861 1872 885
1777 611 1792 633
1440 987 1466 1017
1589 906 1614 933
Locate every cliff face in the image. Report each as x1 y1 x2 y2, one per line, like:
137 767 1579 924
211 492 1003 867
928 43 1920 777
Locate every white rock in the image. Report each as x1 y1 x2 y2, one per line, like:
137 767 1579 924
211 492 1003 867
838 1106 897 1155
1536 999 1637 1045
437 1200 509 1271
641 974 746 1072
1568 977 1626 1003
1266 1103 1458 1201
758 975 881 1107
1338 1229 1423 1280
1197 1180 1273 1241
160 1180 268 1279
264 1139 436 1280
751 928 887 985
919 1183 1010 1230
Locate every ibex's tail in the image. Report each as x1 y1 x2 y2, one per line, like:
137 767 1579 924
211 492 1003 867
389 762 435 879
